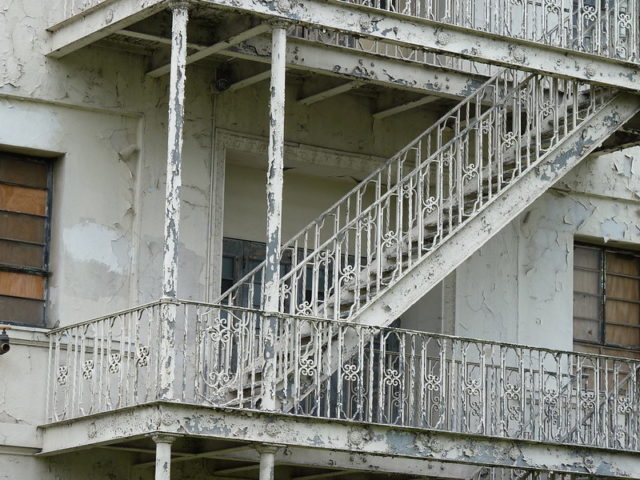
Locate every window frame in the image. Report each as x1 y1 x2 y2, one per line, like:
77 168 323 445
573 241 640 358
0 152 53 327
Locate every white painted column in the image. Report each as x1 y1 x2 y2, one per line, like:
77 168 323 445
153 434 176 480
160 1 189 401
262 22 287 411
257 444 280 480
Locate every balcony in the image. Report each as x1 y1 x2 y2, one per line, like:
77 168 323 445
46 300 640 455
57 0 640 63
49 0 640 91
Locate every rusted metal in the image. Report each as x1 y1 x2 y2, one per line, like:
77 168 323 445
46 0 167 58
115 27 490 99
196 0 640 90
215 69 623 327
338 0 639 63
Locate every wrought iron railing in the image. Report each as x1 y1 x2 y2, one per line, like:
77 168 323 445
47 301 640 452
339 0 639 63
46 301 164 421
217 68 612 322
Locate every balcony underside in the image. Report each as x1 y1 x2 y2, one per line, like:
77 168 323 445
47 0 640 91
46 6 493 114
38 402 640 479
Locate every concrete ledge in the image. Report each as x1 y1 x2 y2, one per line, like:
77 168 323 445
0 424 42 450
39 403 640 478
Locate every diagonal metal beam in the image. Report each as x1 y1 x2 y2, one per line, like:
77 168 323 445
373 96 438 120
115 29 207 51
46 0 166 58
99 445 195 457
147 24 270 77
213 464 261 475
299 81 364 106
225 70 272 92
195 0 640 90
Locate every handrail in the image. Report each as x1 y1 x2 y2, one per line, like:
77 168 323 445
216 67 519 309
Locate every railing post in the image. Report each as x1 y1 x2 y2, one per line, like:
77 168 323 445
160 0 189 402
262 21 287 412
152 434 177 480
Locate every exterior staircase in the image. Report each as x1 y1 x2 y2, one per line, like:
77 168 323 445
217 68 639 324
214 67 640 408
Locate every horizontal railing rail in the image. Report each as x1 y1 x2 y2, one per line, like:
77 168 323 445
47 301 640 453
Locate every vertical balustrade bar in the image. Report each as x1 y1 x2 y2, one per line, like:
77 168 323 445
160 0 189 402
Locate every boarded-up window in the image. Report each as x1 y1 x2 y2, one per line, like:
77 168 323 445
574 244 640 359
0 152 52 326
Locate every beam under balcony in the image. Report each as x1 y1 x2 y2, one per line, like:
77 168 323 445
46 0 166 58
113 28 487 99
129 444 481 478
224 36 485 99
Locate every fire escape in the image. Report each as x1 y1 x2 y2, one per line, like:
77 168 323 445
42 1 640 479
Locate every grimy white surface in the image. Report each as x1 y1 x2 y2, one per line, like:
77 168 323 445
2 0 640 477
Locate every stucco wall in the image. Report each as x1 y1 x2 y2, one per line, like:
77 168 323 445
3 0 640 474
455 146 640 350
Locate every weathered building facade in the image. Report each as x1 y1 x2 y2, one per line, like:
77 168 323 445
1 0 640 479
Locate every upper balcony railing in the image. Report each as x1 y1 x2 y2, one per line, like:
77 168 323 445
340 0 639 63
47 301 640 453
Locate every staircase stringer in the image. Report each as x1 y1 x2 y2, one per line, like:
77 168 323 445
352 93 640 329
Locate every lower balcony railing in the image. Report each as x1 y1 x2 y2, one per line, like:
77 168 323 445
47 300 640 452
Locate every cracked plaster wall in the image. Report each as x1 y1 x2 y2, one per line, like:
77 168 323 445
0 0 445 463
1 0 443 327
455 146 640 350
3 0 640 472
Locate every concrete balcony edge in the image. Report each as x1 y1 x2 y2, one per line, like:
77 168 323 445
38 402 640 478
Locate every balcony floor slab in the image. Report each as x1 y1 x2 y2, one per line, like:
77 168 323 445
38 402 640 478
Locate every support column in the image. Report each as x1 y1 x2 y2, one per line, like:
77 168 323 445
160 0 189 401
257 444 280 480
262 22 287 411
153 434 177 480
